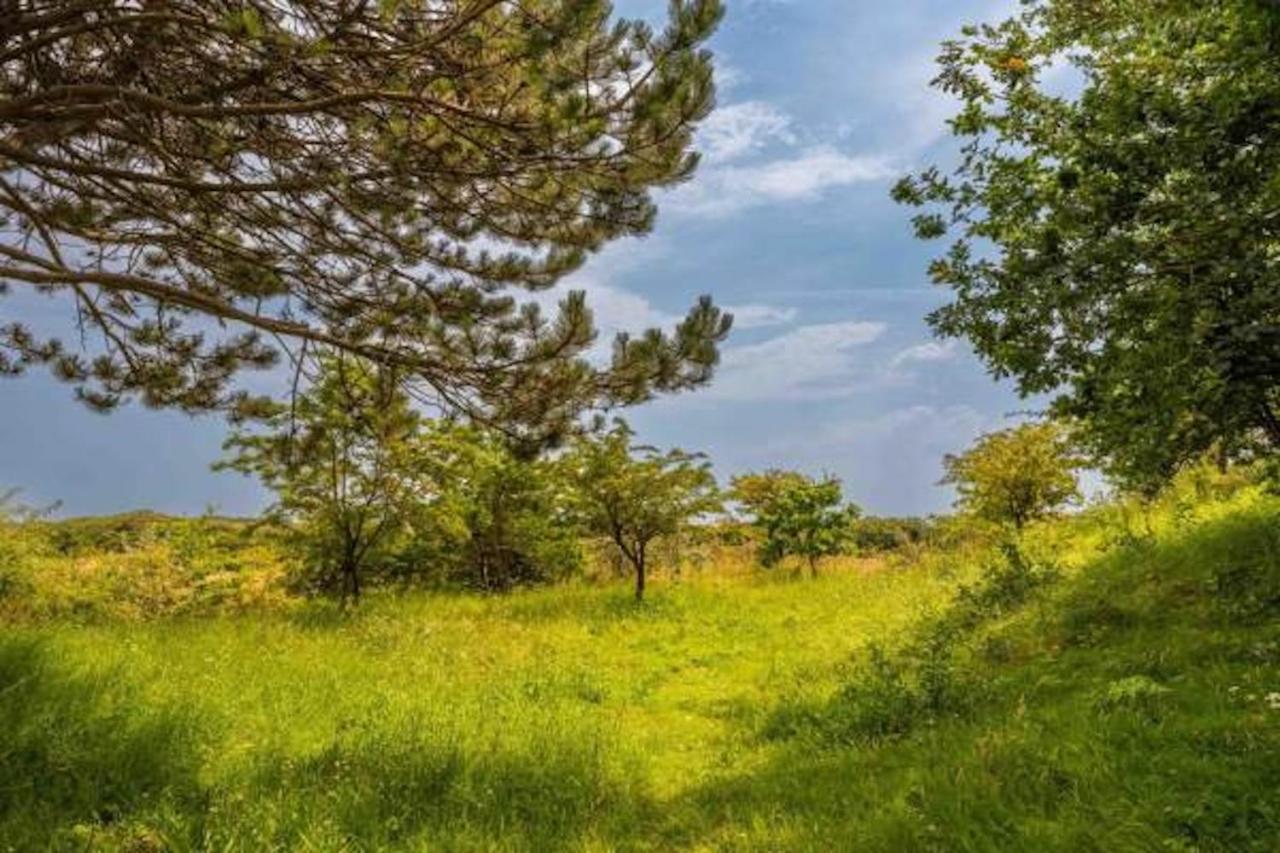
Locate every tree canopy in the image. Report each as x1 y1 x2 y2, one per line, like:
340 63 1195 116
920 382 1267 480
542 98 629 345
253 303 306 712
941 422 1083 531
1 0 730 440
754 474 859 575
728 468 812 522
893 0 1280 490
217 354 423 602
563 420 719 600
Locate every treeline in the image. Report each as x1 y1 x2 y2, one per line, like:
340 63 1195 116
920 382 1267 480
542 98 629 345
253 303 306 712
212 354 867 603
206 356 1101 605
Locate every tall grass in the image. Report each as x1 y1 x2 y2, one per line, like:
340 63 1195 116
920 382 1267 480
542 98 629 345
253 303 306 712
1 484 1276 850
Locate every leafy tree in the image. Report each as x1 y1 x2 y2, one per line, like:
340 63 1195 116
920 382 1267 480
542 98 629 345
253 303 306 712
1 0 731 440
218 354 423 603
564 421 719 601
755 475 860 576
404 423 582 592
940 422 1083 531
893 0 1280 490
728 469 812 521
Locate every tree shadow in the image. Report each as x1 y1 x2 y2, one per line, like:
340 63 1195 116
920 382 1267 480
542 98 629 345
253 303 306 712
0 634 662 849
0 635 208 848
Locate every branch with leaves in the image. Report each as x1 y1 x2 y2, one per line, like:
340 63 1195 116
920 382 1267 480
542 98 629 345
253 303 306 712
1 0 731 441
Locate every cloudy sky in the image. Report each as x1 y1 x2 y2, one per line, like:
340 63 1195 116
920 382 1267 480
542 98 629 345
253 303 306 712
0 0 1035 518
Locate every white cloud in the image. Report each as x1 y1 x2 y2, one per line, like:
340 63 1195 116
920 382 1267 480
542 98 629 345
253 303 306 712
724 303 797 330
698 101 795 162
667 146 895 218
890 339 958 368
713 59 746 92
702 319 887 401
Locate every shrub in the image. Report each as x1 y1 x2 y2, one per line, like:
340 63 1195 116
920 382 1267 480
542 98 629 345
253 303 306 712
850 516 932 554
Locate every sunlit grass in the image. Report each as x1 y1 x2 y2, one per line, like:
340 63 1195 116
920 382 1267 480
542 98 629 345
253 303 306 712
2 487 1277 850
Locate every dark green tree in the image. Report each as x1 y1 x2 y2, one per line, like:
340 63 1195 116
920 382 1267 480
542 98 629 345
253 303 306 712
405 422 583 592
893 0 1280 490
564 420 719 601
756 475 859 576
1 0 731 440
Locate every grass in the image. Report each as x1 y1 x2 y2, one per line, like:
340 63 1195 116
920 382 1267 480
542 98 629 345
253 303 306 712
2 486 1278 850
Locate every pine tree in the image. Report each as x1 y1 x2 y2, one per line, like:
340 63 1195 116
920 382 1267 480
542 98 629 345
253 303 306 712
1 1 731 440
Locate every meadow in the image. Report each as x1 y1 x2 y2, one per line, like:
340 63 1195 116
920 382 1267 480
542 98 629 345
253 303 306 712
2 476 1277 851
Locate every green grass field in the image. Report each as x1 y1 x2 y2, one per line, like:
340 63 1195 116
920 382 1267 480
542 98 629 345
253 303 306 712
2 486 1278 851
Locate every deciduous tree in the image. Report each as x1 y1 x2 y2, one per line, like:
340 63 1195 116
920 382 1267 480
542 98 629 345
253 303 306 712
564 420 719 601
894 0 1280 490
728 469 811 522
941 422 1083 531
755 475 859 576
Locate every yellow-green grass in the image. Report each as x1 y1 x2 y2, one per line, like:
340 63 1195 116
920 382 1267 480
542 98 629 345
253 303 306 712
2 488 1277 850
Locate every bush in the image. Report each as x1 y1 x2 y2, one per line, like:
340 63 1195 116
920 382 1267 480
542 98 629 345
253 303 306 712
946 543 1060 631
769 544 1057 746
850 516 932 554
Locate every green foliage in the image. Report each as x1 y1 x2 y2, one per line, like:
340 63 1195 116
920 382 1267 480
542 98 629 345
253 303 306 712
563 421 720 600
395 422 583 592
941 421 1083 529
947 543 1061 631
754 475 860 574
0 513 288 622
1094 675 1172 720
894 0 1280 490
1 1 731 440
220 357 586 600
771 543 1058 746
219 356 425 602
0 483 1277 849
849 516 933 554
727 469 812 521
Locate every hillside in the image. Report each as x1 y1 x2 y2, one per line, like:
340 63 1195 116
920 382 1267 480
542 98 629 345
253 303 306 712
1 484 1277 850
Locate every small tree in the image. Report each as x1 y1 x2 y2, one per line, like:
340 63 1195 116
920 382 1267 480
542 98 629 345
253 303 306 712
406 423 582 592
941 422 1083 531
218 355 422 604
728 469 813 521
565 422 719 601
756 476 860 576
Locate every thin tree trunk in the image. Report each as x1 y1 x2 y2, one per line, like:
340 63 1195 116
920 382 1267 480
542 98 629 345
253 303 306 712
1259 402 1280 448
808 553 818 578
634 545 646 602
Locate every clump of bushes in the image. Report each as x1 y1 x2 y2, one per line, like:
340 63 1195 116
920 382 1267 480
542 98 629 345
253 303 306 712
0 513 290 622
767 543 1059 745
850 516 933 555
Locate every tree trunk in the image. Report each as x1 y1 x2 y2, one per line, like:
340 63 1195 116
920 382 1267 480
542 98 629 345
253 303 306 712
1259 402 1280 448
340 534 361 607
634 545 646 602
808 553 818 578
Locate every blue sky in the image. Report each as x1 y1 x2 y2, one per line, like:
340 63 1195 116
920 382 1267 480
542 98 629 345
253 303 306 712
0 0 1033 518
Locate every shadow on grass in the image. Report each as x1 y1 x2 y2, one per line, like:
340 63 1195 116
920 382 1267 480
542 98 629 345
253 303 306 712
218 734 659 849
0 635 208 848
0 634 660 849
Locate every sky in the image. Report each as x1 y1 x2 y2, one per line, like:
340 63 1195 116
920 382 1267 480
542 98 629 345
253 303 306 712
0 0 1037 519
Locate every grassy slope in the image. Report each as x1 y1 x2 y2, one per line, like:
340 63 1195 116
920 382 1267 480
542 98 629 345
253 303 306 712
1 491 1277 851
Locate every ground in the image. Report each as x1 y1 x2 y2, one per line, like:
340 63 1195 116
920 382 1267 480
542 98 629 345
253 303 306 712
1 484 1278 850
